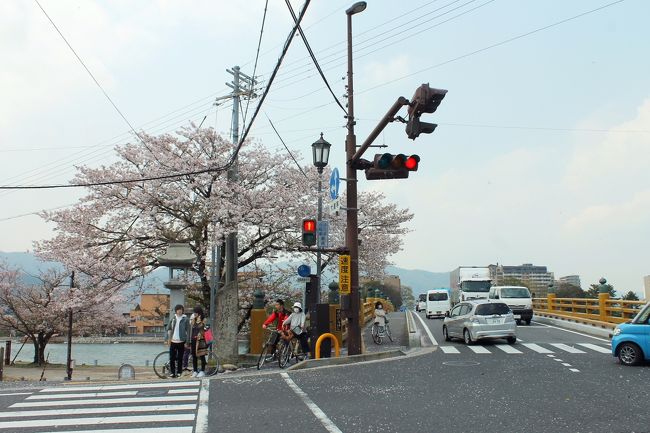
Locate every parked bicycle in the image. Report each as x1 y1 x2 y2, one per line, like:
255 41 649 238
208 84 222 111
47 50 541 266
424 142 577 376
153 343 220 379
277 334 307 368
257 327 280 370
371 321 393 345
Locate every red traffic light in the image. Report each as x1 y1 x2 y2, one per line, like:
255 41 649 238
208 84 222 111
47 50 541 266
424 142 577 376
405 155 419 171
302 219 316 233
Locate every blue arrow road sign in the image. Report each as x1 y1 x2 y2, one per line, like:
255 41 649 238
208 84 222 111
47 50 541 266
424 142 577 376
297 264 311 278
330 168 340 200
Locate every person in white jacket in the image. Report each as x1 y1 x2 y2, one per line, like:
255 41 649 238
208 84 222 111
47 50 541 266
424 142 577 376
374 301 387 327
282 302 309 357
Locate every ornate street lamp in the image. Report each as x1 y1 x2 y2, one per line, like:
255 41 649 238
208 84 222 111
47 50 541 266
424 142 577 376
311 133 331 173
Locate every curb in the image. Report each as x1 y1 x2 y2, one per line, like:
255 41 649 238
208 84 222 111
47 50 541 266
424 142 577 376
533 316 613 339
287 349 405 371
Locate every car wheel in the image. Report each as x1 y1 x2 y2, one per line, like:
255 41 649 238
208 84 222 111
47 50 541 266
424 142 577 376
525 319 532 326
506 336 516 345
515 319 522 326
463 329 473 345
443 326 451 342
618 342 643 366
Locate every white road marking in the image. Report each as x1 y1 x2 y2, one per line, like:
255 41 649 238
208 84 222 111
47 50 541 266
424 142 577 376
38 381 201 392
194 380 210 433
0 414 195 429
467 346 491 354
553 358 564 362
0 392 32 396
11 395 198 408
569 368 580 373
412 311 438 345
562 363 572 367
523 343 554 354
281 373 342 433
39 429 193 433
532 321 611 343
494 345 522 354
27 391 137 400
550 343 586 354
440 346 460 354
0 404 197 418
578 343 611 354
547 354 555 357
167 388 200 394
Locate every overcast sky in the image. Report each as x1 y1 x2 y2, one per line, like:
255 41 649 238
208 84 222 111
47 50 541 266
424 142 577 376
1 0 648 297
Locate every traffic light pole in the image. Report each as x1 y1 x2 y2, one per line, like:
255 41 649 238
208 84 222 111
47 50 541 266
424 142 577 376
344 10 362 356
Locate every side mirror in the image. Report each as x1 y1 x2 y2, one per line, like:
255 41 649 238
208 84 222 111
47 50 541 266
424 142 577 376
445 311 450 318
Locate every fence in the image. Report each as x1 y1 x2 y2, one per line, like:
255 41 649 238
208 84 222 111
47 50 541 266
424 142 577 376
533 293 646 329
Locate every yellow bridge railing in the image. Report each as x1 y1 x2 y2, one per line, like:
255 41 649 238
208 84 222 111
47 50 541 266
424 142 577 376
533 293 646 329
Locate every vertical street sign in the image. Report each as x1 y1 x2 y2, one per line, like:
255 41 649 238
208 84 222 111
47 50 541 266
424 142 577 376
339 255 351 295
329 168 340 200
317 220 329 248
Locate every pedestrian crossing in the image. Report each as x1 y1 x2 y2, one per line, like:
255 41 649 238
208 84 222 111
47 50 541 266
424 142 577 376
0 380 201 432
438 342 610 355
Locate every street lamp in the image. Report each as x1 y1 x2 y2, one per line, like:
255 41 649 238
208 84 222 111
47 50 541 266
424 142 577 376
312 133 331 300
344 1 366 356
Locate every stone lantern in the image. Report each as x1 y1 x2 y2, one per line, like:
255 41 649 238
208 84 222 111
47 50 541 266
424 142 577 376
157 243 195 321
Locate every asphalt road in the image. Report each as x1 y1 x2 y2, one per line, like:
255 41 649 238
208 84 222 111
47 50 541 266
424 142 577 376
0 312 647 433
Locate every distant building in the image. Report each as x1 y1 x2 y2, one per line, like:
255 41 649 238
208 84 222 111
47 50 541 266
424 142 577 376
644 275 650 301
128 294 169 335
559 275 581 288
489 263 555 297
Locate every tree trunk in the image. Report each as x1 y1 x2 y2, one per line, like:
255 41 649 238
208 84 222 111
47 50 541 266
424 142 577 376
32 339 39 365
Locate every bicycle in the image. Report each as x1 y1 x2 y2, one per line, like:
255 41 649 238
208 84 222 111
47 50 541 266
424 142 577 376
257 327 280 370
153 343 220 379
277 333 307 369
371 320 393 345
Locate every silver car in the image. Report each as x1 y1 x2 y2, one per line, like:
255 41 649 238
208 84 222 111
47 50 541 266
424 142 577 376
443 300 517 344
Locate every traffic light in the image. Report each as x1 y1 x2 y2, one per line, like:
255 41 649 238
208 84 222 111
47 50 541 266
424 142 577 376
365 153 420 180
302 218 317 246
406 83 447 140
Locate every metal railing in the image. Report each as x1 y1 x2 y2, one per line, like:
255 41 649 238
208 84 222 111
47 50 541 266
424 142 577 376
533 293 646 328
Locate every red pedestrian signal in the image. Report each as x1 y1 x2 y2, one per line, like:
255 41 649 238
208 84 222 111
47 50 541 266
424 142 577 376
302 218 317 246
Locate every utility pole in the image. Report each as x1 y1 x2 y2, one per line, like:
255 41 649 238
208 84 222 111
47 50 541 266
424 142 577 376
65 271 74 381
214 66 257 361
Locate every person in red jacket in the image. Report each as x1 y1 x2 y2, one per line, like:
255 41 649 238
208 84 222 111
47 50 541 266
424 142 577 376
262 299 289 354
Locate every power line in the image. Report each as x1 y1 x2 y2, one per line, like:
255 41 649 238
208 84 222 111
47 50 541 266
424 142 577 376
242 0 269 130
284 0 347 115
34 0 145 145
265 113 308 179
1 0 313 191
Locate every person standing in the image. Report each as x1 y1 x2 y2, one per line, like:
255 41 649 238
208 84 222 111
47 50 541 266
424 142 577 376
167 304 190 379
190 306 208 377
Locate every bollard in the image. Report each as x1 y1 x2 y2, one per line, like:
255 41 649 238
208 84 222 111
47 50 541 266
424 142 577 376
0 347 4 381
4 341 10 366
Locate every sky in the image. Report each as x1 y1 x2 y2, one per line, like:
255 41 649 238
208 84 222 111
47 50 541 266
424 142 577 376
1 0 649 297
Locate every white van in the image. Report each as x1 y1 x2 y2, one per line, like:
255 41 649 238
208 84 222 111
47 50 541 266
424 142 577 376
488 286 533 325
426 289 451 319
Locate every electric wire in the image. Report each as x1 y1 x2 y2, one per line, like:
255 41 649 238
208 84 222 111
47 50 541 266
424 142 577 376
284 0 347 115
265 113 308 179
242 0 269 132
0 0 312 190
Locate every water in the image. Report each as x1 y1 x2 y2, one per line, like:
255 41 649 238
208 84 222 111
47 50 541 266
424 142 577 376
10 341 250 366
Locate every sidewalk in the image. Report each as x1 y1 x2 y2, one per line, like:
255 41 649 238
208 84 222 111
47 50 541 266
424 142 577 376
2 364 159 384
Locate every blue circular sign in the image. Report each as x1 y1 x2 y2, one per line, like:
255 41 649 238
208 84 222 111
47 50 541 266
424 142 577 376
297 264 311 278
329 168 340 200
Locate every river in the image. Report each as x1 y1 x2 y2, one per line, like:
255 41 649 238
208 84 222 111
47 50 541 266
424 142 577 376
9 341 250 366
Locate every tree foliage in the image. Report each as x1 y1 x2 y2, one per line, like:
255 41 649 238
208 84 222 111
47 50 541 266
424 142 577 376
556 283 586 299
585 283 617 299
622 290 639 301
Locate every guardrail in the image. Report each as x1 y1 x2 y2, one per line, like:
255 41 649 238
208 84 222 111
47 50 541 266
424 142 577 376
533 293 646 329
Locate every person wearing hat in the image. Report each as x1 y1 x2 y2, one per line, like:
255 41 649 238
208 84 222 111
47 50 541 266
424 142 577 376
282 302 309 357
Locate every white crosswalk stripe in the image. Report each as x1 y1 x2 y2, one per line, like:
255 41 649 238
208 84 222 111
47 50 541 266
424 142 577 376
0 382 201 432
436 342 610 355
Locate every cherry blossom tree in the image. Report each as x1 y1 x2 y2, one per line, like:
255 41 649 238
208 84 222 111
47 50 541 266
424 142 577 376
36 125 413 362
0 264 127 365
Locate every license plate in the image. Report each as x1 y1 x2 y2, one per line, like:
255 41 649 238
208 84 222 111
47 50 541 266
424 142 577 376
514 314 521 319
487 318 503 324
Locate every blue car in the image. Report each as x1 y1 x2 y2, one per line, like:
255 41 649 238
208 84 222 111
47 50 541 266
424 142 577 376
611 302 650 366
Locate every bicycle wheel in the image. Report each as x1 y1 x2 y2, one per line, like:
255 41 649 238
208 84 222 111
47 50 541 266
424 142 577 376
257 344 271 370
385 324 393 342
371 324 381 345
204 350 220 377
278 341 292 369
153 351 171 379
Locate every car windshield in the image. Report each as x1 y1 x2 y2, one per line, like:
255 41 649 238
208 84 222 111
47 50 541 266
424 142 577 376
500 288 530 298
428 292 448 301
461 281 491 293
475 303 510 316
418 294 426 302
633 304 650 324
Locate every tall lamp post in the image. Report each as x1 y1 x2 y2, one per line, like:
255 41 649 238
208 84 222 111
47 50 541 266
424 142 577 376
312 133 331 295
344 1 366 356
